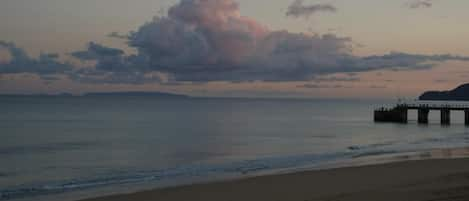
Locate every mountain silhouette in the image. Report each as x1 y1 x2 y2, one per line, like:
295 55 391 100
420 83 469 101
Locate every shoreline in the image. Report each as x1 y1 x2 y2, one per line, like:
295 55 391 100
78 148 469 201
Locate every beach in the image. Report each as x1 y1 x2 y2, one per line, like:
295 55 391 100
80 155 469 201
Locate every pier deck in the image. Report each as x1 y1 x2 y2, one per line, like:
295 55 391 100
374 103 469 125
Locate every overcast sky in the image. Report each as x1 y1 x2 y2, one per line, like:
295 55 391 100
1 0 469 98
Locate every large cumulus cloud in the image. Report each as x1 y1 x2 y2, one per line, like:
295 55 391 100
2 0 469 85
70 0 469 84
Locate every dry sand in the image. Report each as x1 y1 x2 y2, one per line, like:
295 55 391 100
80 155 469 201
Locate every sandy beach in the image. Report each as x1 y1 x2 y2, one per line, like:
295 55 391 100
80 154 469 201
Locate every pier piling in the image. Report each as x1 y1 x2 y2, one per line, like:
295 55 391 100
465 110 469 126
418 108 429 124
441 109 451 125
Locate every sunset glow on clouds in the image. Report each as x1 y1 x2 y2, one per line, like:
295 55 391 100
1 0 469 98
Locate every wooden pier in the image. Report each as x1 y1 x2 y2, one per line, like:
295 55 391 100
374 103 469 125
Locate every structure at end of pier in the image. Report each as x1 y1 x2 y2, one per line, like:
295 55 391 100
374 105 408 123
374 103 469 125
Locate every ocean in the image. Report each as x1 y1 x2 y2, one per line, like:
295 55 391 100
1 96 469 201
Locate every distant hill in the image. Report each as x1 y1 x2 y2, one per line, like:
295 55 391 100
420 83 469 101
0 91 189 98
84 91 189 98
0 93 74 97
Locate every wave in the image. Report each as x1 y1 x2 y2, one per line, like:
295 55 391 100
347 141 396 151
352 150 399 158
0 141 100 156
0 151 355 200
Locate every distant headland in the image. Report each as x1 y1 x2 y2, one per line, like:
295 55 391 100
0 91 190 98
420 83 469 101
84 92 189 98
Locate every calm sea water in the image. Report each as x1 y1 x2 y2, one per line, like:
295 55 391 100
1 96 469 200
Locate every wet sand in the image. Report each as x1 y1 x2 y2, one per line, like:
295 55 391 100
80 153 469 201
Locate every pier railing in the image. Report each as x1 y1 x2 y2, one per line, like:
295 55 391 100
399 103 469 111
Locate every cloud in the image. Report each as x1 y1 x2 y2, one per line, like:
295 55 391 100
40 75 62 81
69 69 164 85
71 42 124 60
407 0 433 9
312 75 360 83
107 32 129 39
298 83 350 89
434 79 449 83
355 52 469 71
70 42 151 74
286 0 337 18
0 41 72 75
369 85 387 89
69 42 160 84
2 0 469 85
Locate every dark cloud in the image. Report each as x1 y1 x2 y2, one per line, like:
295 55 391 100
286 0 337 18
69 69 163 85
107 32 129 39
407 0 433 9
369 85 387 89
312 76 360 83
40 75 62 81
356 52 469 71
0 41 72 75
70 42 152 75
71 42 124 60
298 84 350 89
434 79 449 83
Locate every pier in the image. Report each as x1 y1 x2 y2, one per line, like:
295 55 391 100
374 103 469 125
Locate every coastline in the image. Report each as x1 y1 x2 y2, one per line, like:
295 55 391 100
79 148 469 201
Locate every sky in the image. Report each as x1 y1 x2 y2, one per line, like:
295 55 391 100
1 0 469 98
